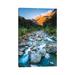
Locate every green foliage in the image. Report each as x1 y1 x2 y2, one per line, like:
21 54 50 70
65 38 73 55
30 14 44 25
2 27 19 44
19 27 28 36
19 24 56 37
19 26 41 37
42 25 56 36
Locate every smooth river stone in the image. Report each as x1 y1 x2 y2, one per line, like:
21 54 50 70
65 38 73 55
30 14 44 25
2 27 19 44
30 51 41 63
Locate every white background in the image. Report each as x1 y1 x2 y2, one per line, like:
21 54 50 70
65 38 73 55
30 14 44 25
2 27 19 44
0 0 75 75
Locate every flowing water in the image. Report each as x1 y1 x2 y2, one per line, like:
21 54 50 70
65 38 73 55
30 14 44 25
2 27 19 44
19 30 57 67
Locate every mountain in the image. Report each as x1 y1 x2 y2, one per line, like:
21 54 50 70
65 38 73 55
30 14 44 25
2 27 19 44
19 16 38 28
19 9 57 28
34 9 57 26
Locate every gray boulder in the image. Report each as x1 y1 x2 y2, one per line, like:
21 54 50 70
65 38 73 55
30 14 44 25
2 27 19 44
30 51 41 63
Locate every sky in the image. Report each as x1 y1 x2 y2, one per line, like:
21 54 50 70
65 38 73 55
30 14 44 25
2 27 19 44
18 8 54 19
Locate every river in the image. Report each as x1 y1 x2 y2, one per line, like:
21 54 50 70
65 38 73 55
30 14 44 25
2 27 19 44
18 30 57 67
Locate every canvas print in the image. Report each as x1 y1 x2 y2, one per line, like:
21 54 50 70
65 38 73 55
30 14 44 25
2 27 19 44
18 8 57 67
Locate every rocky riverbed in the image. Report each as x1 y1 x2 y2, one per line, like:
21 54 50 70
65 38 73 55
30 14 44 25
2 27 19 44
18 30 57 67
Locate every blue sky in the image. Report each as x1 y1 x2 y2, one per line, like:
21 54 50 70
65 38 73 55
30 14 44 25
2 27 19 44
18 8 53 19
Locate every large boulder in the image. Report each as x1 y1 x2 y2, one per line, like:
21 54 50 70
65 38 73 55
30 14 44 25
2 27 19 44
38 49 46 57
30 51 41 63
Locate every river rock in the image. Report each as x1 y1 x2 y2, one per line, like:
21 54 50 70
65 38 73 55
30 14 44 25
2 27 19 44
18 51 24 56
19 42 26 47
38 49 46 56
30 64 38 67
45 53 50 59
46 44 57 53
19 48 25 51
30 51 41 63
50 61 54 65
30 46 37 51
